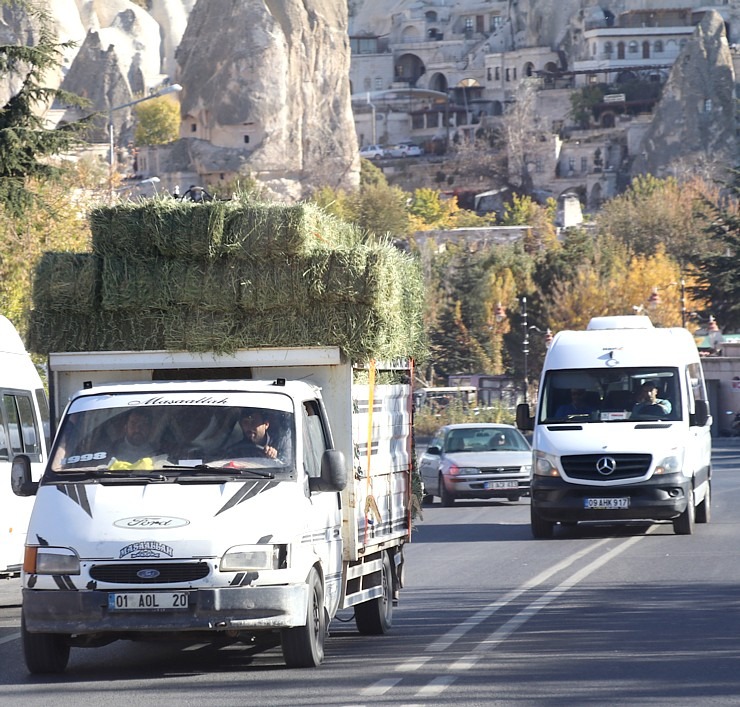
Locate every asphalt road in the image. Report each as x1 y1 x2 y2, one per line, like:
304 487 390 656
2 441 740 705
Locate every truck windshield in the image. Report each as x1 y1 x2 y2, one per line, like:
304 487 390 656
539 367 681 424
49 393 295 476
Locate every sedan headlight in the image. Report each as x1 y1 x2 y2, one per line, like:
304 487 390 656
220 544 288 572
25 546 80 575
534 451 560 477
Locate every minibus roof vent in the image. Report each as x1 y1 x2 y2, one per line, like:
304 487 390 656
587 316 654 330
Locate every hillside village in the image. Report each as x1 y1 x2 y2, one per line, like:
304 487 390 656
11 0 736 214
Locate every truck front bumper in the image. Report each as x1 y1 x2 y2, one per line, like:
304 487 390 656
530 473 690 523
23 584 308 635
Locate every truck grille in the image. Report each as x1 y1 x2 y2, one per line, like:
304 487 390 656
561 454 652 481
89 562 210 584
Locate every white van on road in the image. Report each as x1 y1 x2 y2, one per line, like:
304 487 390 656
517 316 712 537
0 315 49 575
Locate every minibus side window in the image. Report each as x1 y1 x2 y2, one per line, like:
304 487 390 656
0 403 7 460
3 392 43 460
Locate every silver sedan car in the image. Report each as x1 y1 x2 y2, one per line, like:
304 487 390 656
419 423 532 506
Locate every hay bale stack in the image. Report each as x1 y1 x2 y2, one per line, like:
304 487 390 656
29 197 426 361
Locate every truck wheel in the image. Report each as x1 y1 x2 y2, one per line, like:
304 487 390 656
355 551 393 635
22 613 70 674
530 504 555 539
673 489 695 535
696 483 711 524
281 568 326 667
440 475 455 507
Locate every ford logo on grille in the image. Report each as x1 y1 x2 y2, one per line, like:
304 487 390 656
596 456 617 476
137 568 161 580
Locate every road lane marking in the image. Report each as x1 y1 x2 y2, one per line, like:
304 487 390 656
415 675 456 697
425 537 614 652
359 678 402 696
450 528 656 671
395 657 431 671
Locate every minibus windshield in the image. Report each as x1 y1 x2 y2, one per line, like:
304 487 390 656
539 367 681 424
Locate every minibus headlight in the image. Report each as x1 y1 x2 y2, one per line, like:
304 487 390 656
534 452 560 477
654 455 681 475
25 546 80 575
220 544 288 571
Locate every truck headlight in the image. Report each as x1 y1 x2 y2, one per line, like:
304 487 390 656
534 451 560 477
220 544 288 571
24 546 80 575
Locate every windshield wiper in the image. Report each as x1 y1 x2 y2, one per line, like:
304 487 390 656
162 463 275 479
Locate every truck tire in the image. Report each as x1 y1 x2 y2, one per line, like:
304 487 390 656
673 489 695 535
696 483 711 524
22 613 70 674
440 475 455 507
355 551 393 635
530 504 555 539
281 568 326 668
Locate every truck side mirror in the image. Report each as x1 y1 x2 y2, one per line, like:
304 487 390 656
11 455 38 496
690 399 709 427
309 449 347 493
516 403 534 431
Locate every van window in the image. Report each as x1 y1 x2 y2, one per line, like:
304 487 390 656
35 389 51 451
0 405 7 459
3 391 43 459
303 400 327 478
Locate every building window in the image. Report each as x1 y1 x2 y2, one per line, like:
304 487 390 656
487 68 492 81
495 67 500 81
375 77 383 89
513 67 517 80
568 157 575 173
654 40 663 53
604 41 613 56
628 41 638 54
491 15 503 31
581 156 588 173
244 135 250 144
704 99 712 113
363 77 371 90
190 123 197 132
505 68 510 82
465 17 474 34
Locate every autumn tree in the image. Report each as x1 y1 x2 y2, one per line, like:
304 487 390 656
134 95 180 145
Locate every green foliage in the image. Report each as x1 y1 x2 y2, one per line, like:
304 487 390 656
596 174 712 267
0 0 90 216
409 188 445 224
691 185 740 330
569 84 605 128
134 96 180 145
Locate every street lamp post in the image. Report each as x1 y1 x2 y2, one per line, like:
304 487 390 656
108 83 182 199
521 296 529 404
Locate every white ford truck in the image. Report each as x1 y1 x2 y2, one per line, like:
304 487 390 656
12 346 414 673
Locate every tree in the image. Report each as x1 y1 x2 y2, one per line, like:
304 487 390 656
134 95 181 145
0 0 89 215
691 186 740 330
596 174 715 268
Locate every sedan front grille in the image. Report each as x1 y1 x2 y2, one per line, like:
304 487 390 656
478 465 523 475
89 562 210 584
561 454 652 481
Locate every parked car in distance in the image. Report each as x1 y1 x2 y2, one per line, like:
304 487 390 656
418 423 532 507
359 144 386 159
386 142 424 158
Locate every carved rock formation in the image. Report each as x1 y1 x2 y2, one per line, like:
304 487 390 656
175 0 359 200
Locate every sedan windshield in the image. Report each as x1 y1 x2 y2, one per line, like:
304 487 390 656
49 392 295 477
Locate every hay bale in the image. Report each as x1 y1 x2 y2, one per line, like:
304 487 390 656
101 257 243 312
32 252 100 313
221 201 362 259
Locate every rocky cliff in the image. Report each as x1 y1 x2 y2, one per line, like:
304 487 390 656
175 0 359 200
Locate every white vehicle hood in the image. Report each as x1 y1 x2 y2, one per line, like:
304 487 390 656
29 479 302 560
